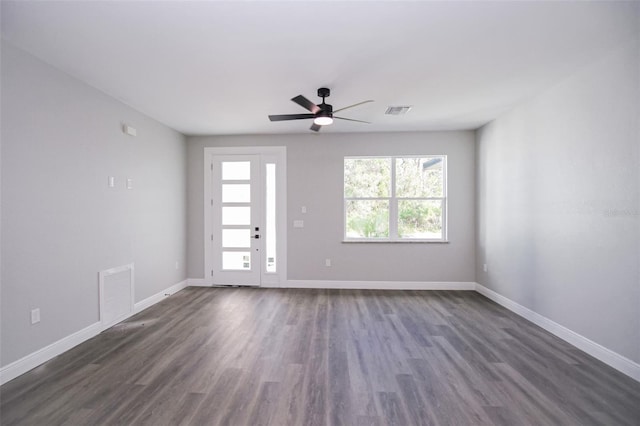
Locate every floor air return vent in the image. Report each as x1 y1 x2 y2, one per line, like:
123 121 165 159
99 263 134 328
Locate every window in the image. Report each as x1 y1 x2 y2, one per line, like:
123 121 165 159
344 156 447 241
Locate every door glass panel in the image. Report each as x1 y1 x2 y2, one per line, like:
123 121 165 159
222 206 250 225
222 184 250 203
222 252 251 270
222 229 251 248
222 161 250 180
265 163 276 272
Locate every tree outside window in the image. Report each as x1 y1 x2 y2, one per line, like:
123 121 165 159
344 156 446 241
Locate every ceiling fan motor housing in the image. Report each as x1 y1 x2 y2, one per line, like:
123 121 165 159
317 87 331 98
317 88 333 117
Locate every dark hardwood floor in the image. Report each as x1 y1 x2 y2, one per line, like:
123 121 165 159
1 287 639 425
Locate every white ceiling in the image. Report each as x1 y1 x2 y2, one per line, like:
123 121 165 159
1 1 638 136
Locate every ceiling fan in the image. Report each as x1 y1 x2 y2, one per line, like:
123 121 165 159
268 88 374 132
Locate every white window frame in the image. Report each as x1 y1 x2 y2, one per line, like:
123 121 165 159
343 155 448 243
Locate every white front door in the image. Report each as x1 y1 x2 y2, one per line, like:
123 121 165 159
205 147 286 287
212 155 261 285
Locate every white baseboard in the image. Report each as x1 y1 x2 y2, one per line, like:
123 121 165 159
0 279 188 386
285 280 475 290
0 321 103 385
134 280 188 313
475 283 640 382
185 278 474 290
187 278 212 287
186 278 285 288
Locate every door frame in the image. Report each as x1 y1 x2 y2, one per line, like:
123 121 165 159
204 146 287 287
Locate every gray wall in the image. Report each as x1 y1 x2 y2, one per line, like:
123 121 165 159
1 42 187 366
476 36 640 363
187 131 476 282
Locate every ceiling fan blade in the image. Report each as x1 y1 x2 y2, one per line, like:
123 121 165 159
269 113 315 122
291 95 321 113
310 123 322 132
334 116 371 124
333 100 374 113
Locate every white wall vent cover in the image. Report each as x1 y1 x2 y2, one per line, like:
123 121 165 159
99 263 134 328
385 106 412 115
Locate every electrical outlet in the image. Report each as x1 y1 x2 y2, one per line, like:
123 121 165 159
325 258 331 267
483 263 488 272
175 261 180 270
31 308 40 324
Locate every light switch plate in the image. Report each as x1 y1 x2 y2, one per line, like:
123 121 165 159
123 124 137 136
31 308 40 324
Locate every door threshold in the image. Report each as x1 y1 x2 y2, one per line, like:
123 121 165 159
212 284 261 288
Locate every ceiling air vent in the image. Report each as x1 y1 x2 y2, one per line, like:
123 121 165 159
385 106 412 115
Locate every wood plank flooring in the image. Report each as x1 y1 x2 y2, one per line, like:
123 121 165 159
1 287 639 425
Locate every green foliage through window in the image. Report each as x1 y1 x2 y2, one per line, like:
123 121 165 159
346 200 389 238
344 156 446 241
344 158 390 198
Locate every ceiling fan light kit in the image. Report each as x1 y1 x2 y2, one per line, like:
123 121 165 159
268 87 373 132
313 113 333 126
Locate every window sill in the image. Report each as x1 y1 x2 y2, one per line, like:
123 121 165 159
342 240 449 244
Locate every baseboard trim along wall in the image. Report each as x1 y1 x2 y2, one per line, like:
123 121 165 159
186 278 211 287
285 280 476 290
0 279 188 386
134 280 188 313
0 321 103 385
187 279 475 290
475 283 640 382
